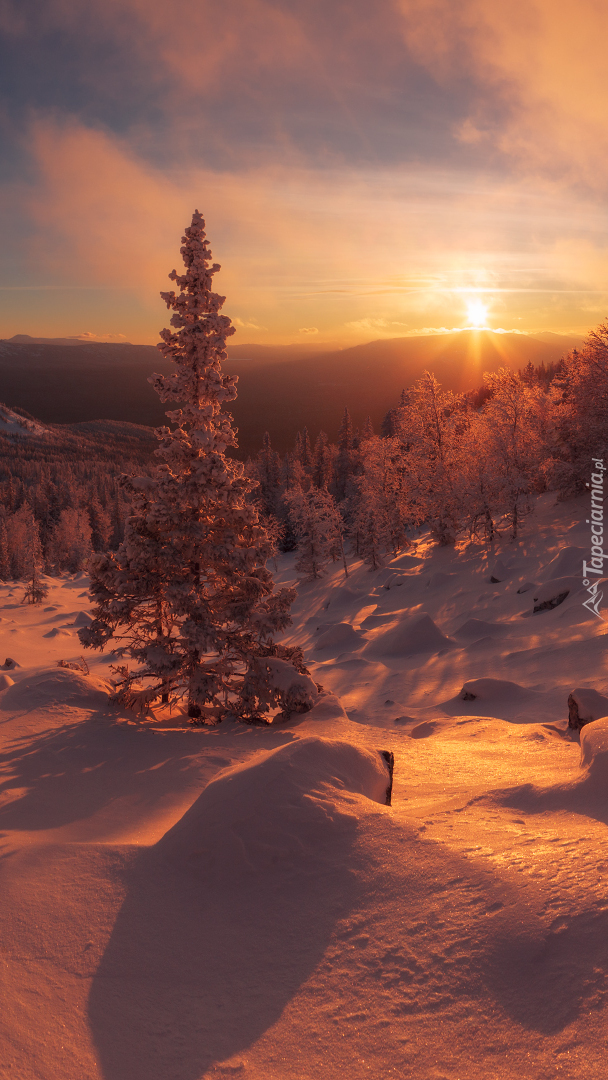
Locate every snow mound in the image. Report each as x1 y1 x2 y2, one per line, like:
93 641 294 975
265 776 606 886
465 636 498 651
427 571 457 588
305 690 352 722
489 558 511 581
262 657 318 713
156 737 392 880
544 545 586 580
440 678 545 720
364 613 454 658
61 573 89 589
70 611 93 627
454 618 507 639
382 574 407 589
409 721 440 739
374 567 415 588
517 581 536 594
390 552 423 569
532 576 580 612
0 667 112 711
323 585 367 611
314 622 365 654
0 673 14 690
43 627 72 638
360 611 400 630
580 718 608 779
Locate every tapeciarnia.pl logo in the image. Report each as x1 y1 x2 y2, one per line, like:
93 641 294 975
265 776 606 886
582 457 606 619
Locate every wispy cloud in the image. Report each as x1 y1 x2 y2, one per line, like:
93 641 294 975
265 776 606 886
397 0 608 188
2 2 608 342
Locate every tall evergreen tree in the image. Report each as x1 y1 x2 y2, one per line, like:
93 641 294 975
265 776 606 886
22 523 48 604
0 515 9 581
297 427 313 473
334 407 354 500
80 211 307 723
312 431 332 489
253 432 281 515
284 487 345 580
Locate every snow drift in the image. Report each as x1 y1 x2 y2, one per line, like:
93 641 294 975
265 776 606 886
313 622 366 655
156 737 392 882
364 612 454 658
580 717 608 781
0 667 112 711
439 678 547 721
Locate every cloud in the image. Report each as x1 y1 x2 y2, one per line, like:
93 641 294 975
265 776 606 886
3 114 608 343
345 318 409 333
397 0 608 187
233 317 266 330
72 331 128 342
298 327 319 334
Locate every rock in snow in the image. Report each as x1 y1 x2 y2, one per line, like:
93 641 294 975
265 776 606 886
567 687 608 731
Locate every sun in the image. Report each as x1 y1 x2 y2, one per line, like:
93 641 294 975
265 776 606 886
465 298 489 327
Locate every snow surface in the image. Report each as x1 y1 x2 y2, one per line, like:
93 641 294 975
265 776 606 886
0 402 48 437
2 492 608 1078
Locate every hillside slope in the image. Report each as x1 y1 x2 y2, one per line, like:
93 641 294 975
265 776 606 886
0 331 582 455
0 493 607 1079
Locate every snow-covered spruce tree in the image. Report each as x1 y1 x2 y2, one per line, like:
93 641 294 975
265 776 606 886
284 486 347 580
546 322 608 496
0 515 10 581
79 211 312 723
22 524 48 604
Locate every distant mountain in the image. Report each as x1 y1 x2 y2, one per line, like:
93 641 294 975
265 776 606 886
229 330 584 452
228 342 331 366
0 331 583 457
7 334 133 346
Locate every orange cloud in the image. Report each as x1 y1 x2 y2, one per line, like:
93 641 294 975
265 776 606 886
397 0 608 185
4 115 608 343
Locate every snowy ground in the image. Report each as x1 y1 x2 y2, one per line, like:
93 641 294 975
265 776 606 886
2 493 608 1079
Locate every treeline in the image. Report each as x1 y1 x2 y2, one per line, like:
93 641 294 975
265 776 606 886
1 323 604 586
0 419 156 580
245 328 607 576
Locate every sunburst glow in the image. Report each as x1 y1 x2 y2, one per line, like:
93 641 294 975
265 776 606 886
465 299 489 327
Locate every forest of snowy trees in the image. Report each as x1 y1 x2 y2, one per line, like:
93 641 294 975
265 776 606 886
245 331 608 576
1 325 607 591
2 205 607 724
0 419 155 581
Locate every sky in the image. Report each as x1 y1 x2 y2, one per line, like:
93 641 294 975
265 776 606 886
1 0 608 346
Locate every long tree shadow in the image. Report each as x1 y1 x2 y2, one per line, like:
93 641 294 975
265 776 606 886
87 793 360 1079
485 906 608 1034
0 712 217 834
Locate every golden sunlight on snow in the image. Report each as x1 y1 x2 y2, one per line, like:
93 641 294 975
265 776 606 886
1 493 608 1078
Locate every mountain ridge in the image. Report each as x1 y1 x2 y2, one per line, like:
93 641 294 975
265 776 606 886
0 331 584 455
